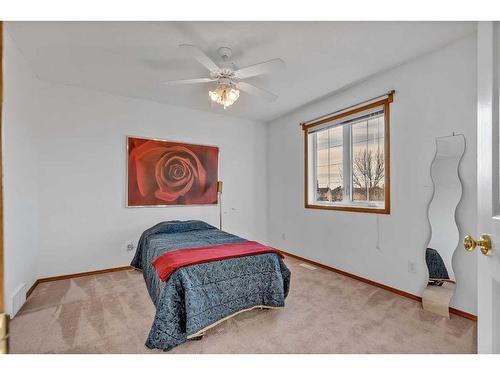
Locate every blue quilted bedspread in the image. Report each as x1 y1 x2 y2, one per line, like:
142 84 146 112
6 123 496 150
131 220 291 351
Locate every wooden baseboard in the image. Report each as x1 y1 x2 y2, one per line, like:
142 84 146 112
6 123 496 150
26 265 135 298
24 252 478 322
26 280 40 298
279 250 477 321
448 307 477 321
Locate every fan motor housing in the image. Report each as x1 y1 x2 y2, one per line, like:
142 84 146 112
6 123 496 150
217 46 233 61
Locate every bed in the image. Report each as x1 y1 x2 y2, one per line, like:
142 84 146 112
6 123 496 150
130 220 291 351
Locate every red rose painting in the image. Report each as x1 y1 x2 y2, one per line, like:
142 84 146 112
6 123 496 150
127 137 219 206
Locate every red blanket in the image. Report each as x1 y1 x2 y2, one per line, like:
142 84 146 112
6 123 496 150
152 241 283 282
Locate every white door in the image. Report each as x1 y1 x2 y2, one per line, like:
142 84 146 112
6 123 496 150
476 21 500 354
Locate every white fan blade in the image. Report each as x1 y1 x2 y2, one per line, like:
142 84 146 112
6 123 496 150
233 58 285 79
235 82 278 102
179 44 220 73
161 77 216 85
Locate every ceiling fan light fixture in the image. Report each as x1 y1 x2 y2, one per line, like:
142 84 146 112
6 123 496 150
209 84 240 109
168 44 284 107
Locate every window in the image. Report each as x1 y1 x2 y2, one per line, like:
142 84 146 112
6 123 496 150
303 94 392 214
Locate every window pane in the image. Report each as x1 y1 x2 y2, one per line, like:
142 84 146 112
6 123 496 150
367 137 385 202
329 163 343 202
329 125 343 147
307 102 389 212
328 144 342 163
316 165 329 189
368 116 383 141
317 148 329 167
315 126 343 203
316 129 329 147
351 120 367 144
351 115 385 203
352 120 368 201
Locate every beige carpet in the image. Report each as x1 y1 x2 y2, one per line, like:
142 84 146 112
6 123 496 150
10 256 477 353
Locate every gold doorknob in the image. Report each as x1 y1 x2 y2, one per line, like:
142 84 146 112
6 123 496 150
464 234 492 255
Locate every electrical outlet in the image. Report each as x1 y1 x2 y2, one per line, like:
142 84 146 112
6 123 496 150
281 233 286 240
126 241 135 252
408 261 417 274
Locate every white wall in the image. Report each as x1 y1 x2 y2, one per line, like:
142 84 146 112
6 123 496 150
2 32 41 315
267 36 477 314
3 33 269 291
3 29 478 316
33 81 269 278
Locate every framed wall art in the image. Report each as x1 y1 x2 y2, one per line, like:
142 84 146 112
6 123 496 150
127 136 219 207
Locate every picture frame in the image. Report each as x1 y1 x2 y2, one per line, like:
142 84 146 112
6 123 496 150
126 136 219 207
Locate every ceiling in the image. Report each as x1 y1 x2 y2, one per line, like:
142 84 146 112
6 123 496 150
6 22 476 122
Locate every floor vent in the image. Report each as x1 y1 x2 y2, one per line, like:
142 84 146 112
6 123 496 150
298 263 317 270
11 282 27 317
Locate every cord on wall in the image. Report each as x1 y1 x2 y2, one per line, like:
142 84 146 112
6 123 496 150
376 214 381 250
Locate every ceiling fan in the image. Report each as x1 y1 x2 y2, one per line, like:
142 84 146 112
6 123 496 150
162 44 285 109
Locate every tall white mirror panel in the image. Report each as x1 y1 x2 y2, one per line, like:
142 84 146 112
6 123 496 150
422 134 466 318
